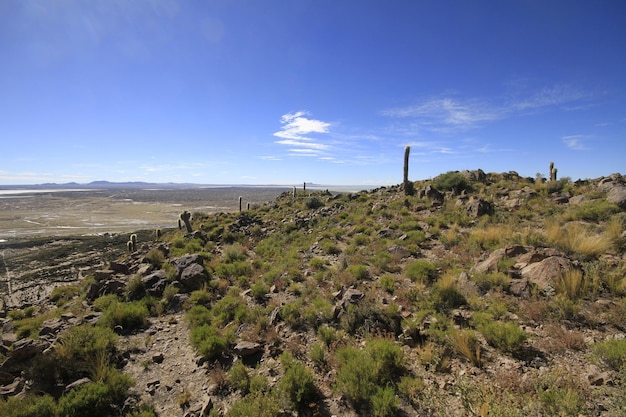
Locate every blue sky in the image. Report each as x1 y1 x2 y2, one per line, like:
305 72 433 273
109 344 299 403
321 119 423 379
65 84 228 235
1 1 624 186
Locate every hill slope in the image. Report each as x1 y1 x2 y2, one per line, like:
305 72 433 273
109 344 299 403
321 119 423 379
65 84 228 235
1 170 625 417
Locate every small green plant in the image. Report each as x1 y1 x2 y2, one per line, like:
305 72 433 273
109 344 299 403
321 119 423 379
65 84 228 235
592 338 626 371
190 324 230 361
50 284 81 306
144 248 165 267
371 385 399 417
432 171 471 194
379 274 395 293
99 300 149 331
477 320 528 355
405 259 437 283
347 264 369 280
306 196 325 209
229 361 251 394
279 351 317 409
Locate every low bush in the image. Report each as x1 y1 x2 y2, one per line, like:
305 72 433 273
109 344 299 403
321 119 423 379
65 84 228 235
0 394 57 417
279 352 317 409
99 300 149 331
334 338 404 407
405 259 437 283
190 324 230 361
592 338 626 371
477 321 528 355
49 284 81 306
371 385 399 417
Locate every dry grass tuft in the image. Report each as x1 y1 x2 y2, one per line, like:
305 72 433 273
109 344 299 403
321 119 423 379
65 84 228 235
554 269 586 300
546 221 611 258
449 329 482 368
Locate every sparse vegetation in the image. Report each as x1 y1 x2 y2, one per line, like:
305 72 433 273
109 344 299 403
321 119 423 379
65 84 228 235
3 171 626 416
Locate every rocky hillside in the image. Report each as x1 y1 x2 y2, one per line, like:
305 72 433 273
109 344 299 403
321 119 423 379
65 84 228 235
1 170 626 417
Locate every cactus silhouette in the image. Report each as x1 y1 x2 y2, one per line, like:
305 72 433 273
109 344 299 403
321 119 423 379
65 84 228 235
403 145 414 196
179 210 193 233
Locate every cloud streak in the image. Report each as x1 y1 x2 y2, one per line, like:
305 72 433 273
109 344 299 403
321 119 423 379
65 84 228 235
273 111 332 155
562 135 588 150
383 84 590 133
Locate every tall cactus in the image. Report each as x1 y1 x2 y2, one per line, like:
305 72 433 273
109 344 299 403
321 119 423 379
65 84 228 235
403 145 414 195
155 228 162 241
179 210 193 233
239 196 243 212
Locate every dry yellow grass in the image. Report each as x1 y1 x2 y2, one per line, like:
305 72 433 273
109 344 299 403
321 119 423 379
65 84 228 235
545 221 611 258
555 269 586 300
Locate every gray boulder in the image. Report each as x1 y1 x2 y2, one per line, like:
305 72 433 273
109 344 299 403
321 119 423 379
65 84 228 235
607 186 626 209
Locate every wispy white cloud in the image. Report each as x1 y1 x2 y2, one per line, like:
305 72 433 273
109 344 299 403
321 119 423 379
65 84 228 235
273 111 333 156
259 155 282 161
274 139 330 150
383 84 590 134
562 135 589 150
513 85 586 111
383 98 501 130
274 111 330 140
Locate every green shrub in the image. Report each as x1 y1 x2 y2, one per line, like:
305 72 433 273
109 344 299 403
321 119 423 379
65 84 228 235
190 324 229 361
347 264 369 280
432 274 467 312
334 339 404 406
92 294 120 311
592 338 626 371
186 305 212 327
50 284 81 306
563 200 621 222
379 274 395 293
477 321 527 354
250 281 269 303
125 274 145 300
309 342 327 369
432 171 471 194
225 391 281 417
306 197 325 209
56 324 118 364
13 316 45 339
229 361 251 394
371 385 398 417
539 386 584 417
472 271 510 292
99 300 149 331
187 287 213 306
279 352 317 408
320 239 341 255
211 295 248 326
405 259 437 283
0 394 57 417
144 248 165 267
334 345 378 404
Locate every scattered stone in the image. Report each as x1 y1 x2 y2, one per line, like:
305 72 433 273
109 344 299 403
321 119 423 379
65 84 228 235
588 371 613 386
341 288 364 309
0 377 24 396
179 263 209 291
153 353 165 364
233 341 264 357
607 185 626 209
65 377 92 393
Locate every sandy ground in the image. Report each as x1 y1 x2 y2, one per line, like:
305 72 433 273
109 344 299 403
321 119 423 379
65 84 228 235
0 187 288 240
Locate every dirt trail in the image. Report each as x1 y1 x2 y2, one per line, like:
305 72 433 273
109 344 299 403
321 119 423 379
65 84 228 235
121 313 213 416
